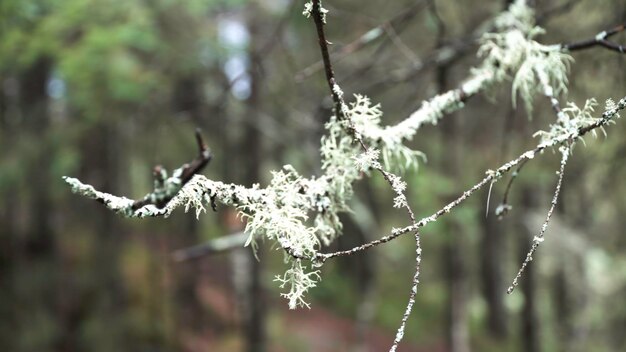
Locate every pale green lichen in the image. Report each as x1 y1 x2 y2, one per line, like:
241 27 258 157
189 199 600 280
493 0 535 34
302 1 313 18
302 1 328 23
239 165 320 258
63 176 135 216
534 98 599 144
479 0 572 115
274 260 321 309
606 98 622 119
343 94 426 171
534 97 626 146
361 0 572 148
353 148 382 172
66 0 592 311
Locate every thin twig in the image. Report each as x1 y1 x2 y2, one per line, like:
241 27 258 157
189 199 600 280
296 0 427 81
496 157 529 218
309 6 424 350
131 129 212 210
562 23 626 54
317 97 625 261
389 231 422 352
494 68 566 217
316 149 533 261
172 231 248 261
310 0 420 244
311 0 342 120
507 145 570 294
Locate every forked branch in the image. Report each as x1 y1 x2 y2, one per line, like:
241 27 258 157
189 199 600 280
562 23 626 53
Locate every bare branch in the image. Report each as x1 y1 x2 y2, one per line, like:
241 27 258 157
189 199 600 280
495 157 529 218
172 232 248 262
562 24 626 54
131 129 212 211
296 0 427 81
389 231 422 352
65 129 212 217
507 145 570 294
311 0 342 120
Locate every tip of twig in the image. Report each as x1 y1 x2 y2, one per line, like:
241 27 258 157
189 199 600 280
195 128 208 152
485 181 495 218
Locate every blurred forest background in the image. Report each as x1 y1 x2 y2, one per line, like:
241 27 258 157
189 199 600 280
1 0 626 351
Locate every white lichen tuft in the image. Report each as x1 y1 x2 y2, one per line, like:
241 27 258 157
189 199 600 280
302 1 313 18
239 166 320 259
332 83 344 99
494 0 534 33
360 0 571 150
379 89 465 157
274 260 321 309
353 148 381 172
63 177 136 216
606 98 622 119
345 94 426 171
393 194 408 209
388 173 407 194
302 1 329 23
178 177 209 218
479 0 572 115
534 98 599 144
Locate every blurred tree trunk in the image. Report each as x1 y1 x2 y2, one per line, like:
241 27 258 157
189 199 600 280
553 268 574 352
351 186 379 352
21 58 54 255
70 79 129 349
174 74 209 337
520 189 541 352
437 60 470 352
238 5 266 351
335 214 375 352
0 76 20 350
517 5 540 347
480 214 508 339
16 57 61 350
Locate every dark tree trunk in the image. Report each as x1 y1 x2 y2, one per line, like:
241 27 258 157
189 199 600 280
171 72 210 341
239 6 266 351
520 189 541 352
21 58 54 255
435 15 471 348
0 75 21 351
335 214 375 351
14 57 62 350
480 214 509 339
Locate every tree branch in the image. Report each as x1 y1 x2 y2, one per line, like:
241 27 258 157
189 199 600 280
172 232 248 262
309 6 424 349
317 96 626 262
296 0 427 81
64 0 626 315
131 129 212 210
65 129 213 217
562 23 626 54
507 145 570 294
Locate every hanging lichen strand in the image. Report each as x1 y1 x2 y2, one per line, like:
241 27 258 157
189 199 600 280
65 2 626 347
